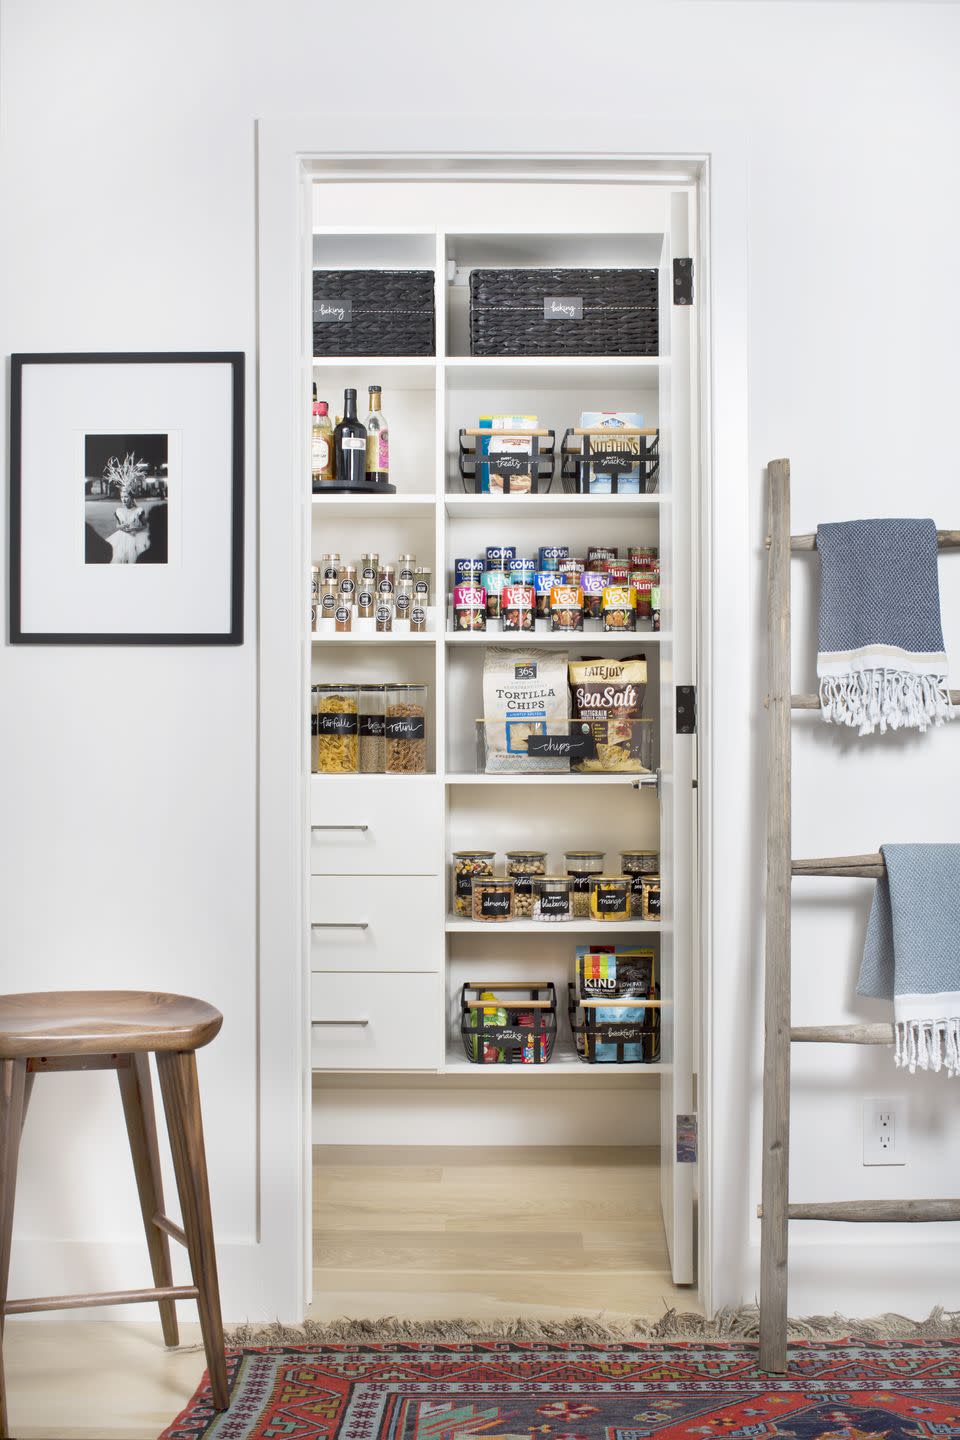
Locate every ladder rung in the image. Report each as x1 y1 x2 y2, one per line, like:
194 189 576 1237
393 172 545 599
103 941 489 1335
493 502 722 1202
792 690 960 709
791 1023 894 1045
766 530 960 552
792 854 885 878
789 1199 960 1223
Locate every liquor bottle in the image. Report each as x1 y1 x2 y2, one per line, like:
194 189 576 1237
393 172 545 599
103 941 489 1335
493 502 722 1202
334 388 367 487
311 385 335 486
365 384 390 485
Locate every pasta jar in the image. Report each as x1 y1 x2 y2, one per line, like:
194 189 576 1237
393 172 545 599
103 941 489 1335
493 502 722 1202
454 585 487 631
452 850 496 917
641 875 661 922
501 584 535 632
312 684 359 774
384 684 427 774
620 849 659 916
505 850 547 918
534 875 573 922
358 684 386 774
471 876 515 922
564 850 606 918
590 875 631 922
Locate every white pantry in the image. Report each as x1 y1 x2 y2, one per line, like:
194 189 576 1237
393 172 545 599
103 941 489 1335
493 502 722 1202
261 155 708 1308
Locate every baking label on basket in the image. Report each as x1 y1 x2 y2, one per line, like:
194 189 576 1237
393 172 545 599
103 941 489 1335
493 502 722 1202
544 296 583 320
314 298 352 324
527 731 597 760
385 716 425 741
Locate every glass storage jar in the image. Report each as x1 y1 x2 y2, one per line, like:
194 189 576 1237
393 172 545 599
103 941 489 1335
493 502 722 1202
563 850 606 918
620 849 659 916
505 850 548 919
533 875 573 922
471 876 515 922
589 874 631 922
452 850 496 917
385 684 427 773
312 684 359 774
642 875 661 921
358 684 386 774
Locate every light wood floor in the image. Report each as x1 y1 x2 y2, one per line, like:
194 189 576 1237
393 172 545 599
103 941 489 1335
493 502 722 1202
5 1146 696 1439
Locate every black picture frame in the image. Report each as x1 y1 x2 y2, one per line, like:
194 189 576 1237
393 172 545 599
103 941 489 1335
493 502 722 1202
9 351 244 645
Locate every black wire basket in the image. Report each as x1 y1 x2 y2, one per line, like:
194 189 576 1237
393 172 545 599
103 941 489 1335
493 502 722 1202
561 428 660 494
567 983 661 1064
460 982 558 1065
313 270 435 357
458 429 556 494
469 268 658 357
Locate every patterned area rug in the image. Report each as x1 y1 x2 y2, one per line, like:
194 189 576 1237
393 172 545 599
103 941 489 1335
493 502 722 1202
159 1339 960 1440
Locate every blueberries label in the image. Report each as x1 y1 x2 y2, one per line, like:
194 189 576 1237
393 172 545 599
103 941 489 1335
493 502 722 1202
539 891 569 916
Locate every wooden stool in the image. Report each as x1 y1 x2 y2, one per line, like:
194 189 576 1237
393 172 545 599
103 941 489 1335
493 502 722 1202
0 990 229 1438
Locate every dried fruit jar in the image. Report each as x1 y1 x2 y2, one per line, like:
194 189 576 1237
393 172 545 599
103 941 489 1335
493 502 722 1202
312 684 359 774
384 684 427 773
620 849 659 916
471 876 515 922
452 850 496 917
563 850 605 918
505 850 547 918
589 875 631 922
533 875 573 922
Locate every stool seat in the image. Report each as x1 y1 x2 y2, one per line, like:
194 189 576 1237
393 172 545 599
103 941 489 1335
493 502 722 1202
0 991 222 1059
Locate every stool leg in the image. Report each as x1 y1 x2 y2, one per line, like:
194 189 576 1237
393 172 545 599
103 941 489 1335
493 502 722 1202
118 1054 179 1347
0 1059 27 1440
156 1051 228 1410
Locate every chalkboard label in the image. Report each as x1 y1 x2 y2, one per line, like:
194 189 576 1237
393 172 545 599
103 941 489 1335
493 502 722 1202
359 715 385 738
314 298 352 324
544 295 583 320
385 716 425 742
479 889 512 918
527 731 597 760
594 885 627 915
538 891 569 917
316 712 358 736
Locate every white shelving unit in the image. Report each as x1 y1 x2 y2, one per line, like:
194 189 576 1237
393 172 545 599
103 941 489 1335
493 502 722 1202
303 178 699 1285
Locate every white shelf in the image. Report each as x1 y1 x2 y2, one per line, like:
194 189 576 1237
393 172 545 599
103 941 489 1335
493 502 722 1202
444 493 663 520
311 493 436 519
311 357 438 390
311 631 435 645
444 629 665 645
445 916 662 934
444 356 662 392
443 1048 665 1077
446 773 658 787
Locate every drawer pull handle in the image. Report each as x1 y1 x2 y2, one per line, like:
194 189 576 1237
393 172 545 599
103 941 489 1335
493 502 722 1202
312 824 369 832
312 1019 370 1027
311 921 369 930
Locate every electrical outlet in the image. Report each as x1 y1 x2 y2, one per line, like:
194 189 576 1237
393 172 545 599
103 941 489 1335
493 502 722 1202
863 1098 907 1166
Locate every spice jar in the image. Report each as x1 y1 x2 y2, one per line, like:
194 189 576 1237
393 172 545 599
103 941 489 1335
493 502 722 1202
359 684 386 774
413 566 432 607
334 599 352 632
394 580 414 625
589 875 631 922
319 553 341 584
471 876 515 922
312 684 359 774
620 850 659 916
641 875 661 921
375 599 393 632
319 579 338 625
534 875 573 922
564 850 606 918
452 850 496 917
385 683 427 774
501 584 535 632
505 850 547 918
377 564 396 603
397 553 416 584
338 564 357 607
360 553 379 585
454 585 487 631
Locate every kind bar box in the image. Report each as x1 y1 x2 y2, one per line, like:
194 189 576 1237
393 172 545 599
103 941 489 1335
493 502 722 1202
574 947 657 1062
580 411 644 494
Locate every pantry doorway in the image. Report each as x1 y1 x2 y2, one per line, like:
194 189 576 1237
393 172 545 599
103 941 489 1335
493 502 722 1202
257 126 727 1324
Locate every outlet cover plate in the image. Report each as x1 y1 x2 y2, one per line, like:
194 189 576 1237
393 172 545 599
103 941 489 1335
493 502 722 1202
863 1098 907 1166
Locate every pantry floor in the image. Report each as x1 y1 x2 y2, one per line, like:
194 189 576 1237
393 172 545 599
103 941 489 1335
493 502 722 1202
4 1146 697 1440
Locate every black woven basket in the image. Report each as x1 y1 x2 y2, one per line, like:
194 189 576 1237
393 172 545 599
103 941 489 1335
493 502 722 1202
313 270 435 357
469 268 658 357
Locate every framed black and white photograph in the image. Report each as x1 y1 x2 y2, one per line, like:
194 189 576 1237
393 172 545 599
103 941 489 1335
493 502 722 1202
10 352 244 644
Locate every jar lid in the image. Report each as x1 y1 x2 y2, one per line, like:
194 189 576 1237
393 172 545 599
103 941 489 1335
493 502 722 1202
506 850 547 859
453 850 495 857
538 874 572 884
594 874 629 884
564 850 605 858
471 875 513 887
621 849 658 857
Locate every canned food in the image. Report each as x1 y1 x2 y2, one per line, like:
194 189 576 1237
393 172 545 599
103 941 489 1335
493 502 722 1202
481 570 505 620
538 545 568 571
455 557 485 587
397 553 416 584
454 584 487 631
580 570 607 620
485 545 516 573
501 584 535 632
602 585 637 632
550 585 583 632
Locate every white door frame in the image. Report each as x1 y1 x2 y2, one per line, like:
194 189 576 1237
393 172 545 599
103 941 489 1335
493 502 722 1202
255 114 750 1323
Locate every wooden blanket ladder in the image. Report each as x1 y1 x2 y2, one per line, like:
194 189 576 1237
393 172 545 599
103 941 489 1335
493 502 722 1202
759 457 960 1372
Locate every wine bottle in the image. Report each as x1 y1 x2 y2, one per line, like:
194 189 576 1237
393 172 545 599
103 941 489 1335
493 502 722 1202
334 388 367 487
365 384 390 485
311 386 335 486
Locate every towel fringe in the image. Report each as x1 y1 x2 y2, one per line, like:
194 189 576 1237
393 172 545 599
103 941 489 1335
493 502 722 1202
819 671 955 737
895 1018 960 1077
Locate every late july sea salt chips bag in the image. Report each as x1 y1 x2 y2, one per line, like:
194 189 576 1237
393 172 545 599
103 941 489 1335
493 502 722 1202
817 518 954 736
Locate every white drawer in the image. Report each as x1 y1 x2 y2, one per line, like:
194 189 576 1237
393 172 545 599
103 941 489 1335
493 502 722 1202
310 971 441 1071
310 775 441 875
309 875 442 972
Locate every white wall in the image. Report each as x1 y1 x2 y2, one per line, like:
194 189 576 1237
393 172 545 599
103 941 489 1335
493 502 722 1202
2 0 959 1321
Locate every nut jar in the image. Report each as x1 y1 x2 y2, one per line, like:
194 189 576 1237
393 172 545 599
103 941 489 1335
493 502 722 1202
620 849 659 916
533 875 573 922
505 850 547 918
471 876 515 922
384 684 427 774
452 850 496 917
589 875 631 922
358 684 386 774
563 850 606 918
312 683 359 774
642 875 661 922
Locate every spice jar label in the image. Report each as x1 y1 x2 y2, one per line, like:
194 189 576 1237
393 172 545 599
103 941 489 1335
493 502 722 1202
377 578 394 595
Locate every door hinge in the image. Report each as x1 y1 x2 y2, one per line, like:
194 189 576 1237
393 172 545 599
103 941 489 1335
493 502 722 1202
677 1113 698 1163
673 257 694 306
676 685 697 734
